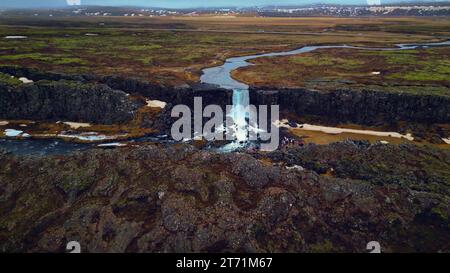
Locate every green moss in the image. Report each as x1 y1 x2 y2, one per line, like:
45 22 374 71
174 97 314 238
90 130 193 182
390 71 450 82
431 205 449 223
139 56 154 65
310 240 335 252
127 44 162 51
0 53 48 61
53 57 88 65
290 55 364 68
0 72 22 85
58 177 95 194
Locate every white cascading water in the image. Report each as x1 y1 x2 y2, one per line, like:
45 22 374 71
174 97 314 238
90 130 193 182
200 39 450 151
230 88 250 142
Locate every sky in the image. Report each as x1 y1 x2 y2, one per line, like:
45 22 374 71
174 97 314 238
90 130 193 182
0 0 439 9
74 0 392 7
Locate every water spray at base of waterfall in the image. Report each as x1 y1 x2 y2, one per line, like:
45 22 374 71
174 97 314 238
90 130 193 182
217 89 268 152
171 93 279 152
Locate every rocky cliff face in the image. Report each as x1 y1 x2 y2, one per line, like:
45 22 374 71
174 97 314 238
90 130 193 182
0 66 97 83
5 65 448 126
100 76 232 109
0 66 233 120
0 142 448 253
250 88 450 125
0 80 144 124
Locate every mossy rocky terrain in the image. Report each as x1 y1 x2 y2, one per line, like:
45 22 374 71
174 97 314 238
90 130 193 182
0 142 448 252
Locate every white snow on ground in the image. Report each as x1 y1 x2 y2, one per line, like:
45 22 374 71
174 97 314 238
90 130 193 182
63 122 91 129
0 121 9 126
286 165 304 171
442 138 450 144
4 129 24 137
18 77 33 83
146 99 167 109
276 119 415 141
4 36 27 39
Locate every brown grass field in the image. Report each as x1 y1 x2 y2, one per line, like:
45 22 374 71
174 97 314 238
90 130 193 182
0 15 449 87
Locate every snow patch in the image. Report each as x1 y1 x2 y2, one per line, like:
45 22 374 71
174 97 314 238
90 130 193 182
146 99 167 109
63 122 91 129
277 119 414 141
18 77 33 84
4 129 24 137
4 36 27 39
286 165 304 172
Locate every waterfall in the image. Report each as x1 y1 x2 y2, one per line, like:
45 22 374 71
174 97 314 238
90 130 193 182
231 89 250 125
230 89 250 142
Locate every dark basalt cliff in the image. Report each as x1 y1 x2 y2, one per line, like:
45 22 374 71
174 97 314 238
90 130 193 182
0 67 232 123
0 66 233 108
0 142 448 253
250 88 450 125
3 66 448 126
0 80 144 124
100 76 232 108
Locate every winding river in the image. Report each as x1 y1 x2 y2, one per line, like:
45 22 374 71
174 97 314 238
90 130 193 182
200 39 450 148
1 39 449 155
201 40 450 90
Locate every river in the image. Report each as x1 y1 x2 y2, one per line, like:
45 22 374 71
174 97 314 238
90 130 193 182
200 39 450 148
1 40 449 155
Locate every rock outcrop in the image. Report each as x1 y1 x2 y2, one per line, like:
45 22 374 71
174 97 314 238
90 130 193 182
101 76 232 108
0 142 448 253
0 80 144 124
3 65 448 126
250 88 450 125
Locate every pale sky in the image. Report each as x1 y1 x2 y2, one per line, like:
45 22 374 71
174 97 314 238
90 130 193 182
71 0 439 8
0 0 437 9
66 0 81 5
71 0 376 7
